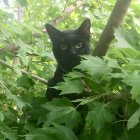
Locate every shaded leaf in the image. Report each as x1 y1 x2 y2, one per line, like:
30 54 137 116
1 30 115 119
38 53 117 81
26 125 77 140
0 112 4 121
43 99 81 129
127 108 140 130
17 75 35 89
86 103 114 132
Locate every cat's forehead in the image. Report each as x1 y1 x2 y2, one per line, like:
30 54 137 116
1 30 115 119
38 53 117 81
63 29 75 33
62 29 76 36
62 30 78 39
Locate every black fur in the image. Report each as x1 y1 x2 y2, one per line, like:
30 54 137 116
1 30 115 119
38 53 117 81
45 19 91 100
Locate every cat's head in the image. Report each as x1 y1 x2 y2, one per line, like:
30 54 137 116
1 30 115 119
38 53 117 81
45 19 91 72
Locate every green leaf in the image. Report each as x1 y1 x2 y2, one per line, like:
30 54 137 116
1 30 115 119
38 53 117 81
65 71 84 79
0 81 31 109
0 121 18 140
25 127 60 140
43 98 72 109
16 75 35 89
5 89 31 109
3 131 18 140
102 107 114 123
123 71 140 99
127 108 140 130
86 103 114 133
54 124 78 140
105 57 121 69
76 56 112 77
54 78 84 95
43 99 81 129
0 112 4 121
114 27 140 51
26 125 77 140
114 28 132 48
126 58 140 71
0 133 5 140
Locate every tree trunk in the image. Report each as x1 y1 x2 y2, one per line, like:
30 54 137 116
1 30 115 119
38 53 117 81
93 0 133 57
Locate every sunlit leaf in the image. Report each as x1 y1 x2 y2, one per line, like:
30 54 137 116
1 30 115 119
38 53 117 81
123 71 140 99
76 56 112 77
54 78 84 95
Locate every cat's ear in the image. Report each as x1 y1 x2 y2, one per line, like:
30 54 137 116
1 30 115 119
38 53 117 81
77 18 91 38
45 23 60 41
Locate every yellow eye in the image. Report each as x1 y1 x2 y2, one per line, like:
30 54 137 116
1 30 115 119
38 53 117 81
61 44 67 50
76 42 82 49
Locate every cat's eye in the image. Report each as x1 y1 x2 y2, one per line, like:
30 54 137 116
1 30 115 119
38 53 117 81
61 44 67 50
76 42 82 49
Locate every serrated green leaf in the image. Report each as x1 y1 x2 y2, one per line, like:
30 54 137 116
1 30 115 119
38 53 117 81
54 78 84 95
43 99 81 129
86 103 114 133
76 56 112 77
65 71 84 79
105 57 121 69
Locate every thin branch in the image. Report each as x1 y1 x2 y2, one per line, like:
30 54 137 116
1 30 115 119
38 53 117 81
0 45 18 54
0 46 39 56
93 0 133 57
48 0 84 26
0 59 48 84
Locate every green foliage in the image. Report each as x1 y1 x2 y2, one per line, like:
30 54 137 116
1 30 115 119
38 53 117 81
26 124 77 140
55 78 84 95
0 0 140 139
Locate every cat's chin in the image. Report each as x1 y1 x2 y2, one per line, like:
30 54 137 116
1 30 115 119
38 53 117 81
58 55 81 72
59 65 75 73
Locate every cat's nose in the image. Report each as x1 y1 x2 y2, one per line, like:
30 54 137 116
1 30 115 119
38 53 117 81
70 47 76 54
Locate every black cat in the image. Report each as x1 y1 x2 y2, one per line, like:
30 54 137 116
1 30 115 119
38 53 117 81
45 19 91 100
